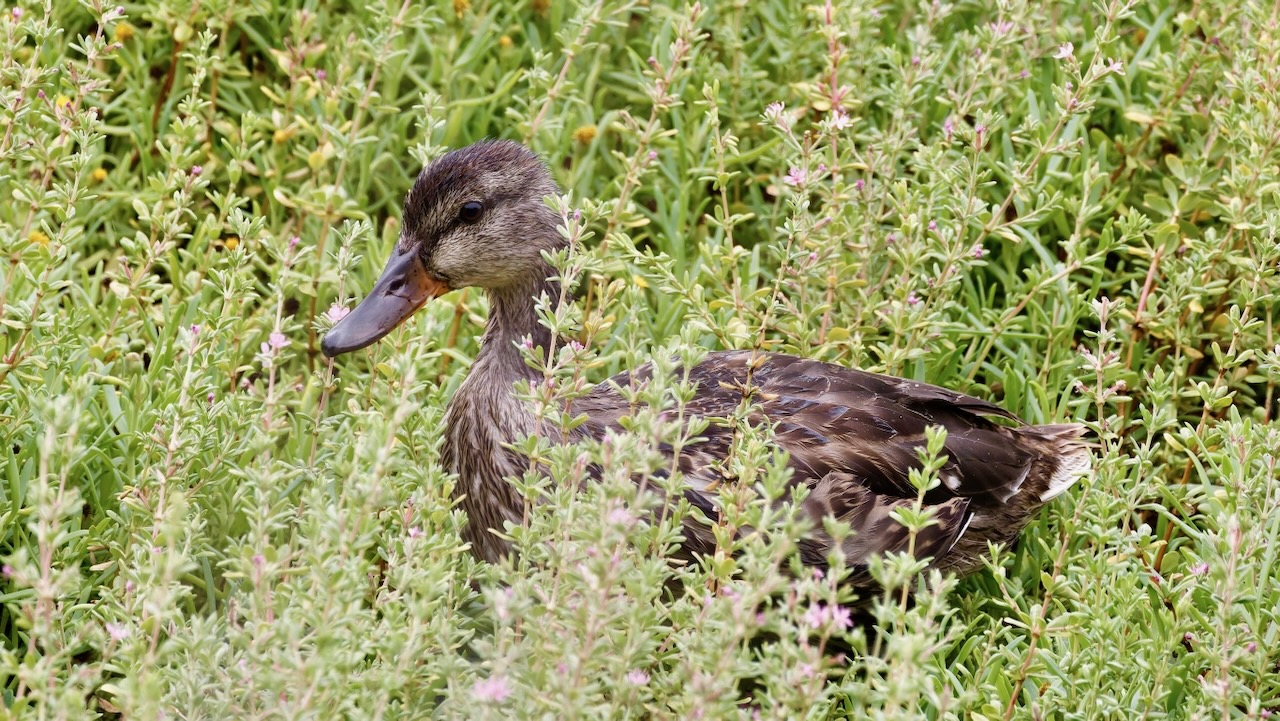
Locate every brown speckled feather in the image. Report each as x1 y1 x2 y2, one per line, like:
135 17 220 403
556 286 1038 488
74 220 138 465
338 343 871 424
572 350 1089 585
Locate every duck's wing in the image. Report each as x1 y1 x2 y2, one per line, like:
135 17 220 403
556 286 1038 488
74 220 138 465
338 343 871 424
573 350 1068 574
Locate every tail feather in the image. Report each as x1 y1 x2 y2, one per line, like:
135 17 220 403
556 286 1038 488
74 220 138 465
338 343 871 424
1026 423 1091 502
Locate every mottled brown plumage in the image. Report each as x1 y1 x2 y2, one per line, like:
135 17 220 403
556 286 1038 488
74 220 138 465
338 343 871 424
321 140 1092 591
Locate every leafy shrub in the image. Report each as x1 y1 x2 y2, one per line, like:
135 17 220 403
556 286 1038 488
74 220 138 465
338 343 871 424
1 0 1277 718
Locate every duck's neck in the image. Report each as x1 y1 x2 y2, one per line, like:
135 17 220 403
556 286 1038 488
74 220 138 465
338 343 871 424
475 268 561 381
443 262 562 563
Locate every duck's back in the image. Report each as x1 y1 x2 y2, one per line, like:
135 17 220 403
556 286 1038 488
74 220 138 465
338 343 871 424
574 351 1090 584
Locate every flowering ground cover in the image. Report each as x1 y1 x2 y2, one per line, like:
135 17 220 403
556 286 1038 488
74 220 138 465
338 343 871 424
1 0 1278 718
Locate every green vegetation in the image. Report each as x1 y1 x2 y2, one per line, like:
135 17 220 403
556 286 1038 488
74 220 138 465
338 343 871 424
1 0 1277 717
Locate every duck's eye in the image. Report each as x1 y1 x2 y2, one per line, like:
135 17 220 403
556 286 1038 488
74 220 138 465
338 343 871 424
458 201 484 223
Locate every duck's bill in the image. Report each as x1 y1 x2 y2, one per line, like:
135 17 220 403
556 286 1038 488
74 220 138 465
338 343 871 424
320 249 450 357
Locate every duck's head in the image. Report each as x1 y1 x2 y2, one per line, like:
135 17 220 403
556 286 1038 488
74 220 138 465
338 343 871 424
321 140 561 357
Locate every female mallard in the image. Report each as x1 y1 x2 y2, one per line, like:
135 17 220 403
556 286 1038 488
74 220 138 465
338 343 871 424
322 140 1090 588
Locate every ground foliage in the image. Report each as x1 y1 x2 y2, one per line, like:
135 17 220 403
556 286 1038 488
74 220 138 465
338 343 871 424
1 0 1279 718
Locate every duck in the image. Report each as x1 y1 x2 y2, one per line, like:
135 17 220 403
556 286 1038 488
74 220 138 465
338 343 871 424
321 139 1091 590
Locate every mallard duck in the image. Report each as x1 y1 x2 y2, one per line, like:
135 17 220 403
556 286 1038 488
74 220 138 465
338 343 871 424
322 140 1090 589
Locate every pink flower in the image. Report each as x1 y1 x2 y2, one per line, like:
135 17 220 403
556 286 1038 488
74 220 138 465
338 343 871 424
829 604 852 629
1106 58 1124 75
315 69 327 81
190 165 203 177
626 669 649 685
1191 562 1209 576
268 331 288 350
927 220 938 232
854 178 865 191
1054 42 1074 61
907 292 920 306
325 303 350 323
11 7 22 20
607 507 635 527
105 622 130 641
990 20 1013 35
943 117 954 140
764 101 785 122
973 244 986 258
829 109 851 130
471 674 512 703
783 167 807 187
803 603 827 629
802 602 852 630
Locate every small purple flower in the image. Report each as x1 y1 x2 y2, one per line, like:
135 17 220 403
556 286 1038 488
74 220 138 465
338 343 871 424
807 251 818 263
315 69 327 81
1054 42 1074 61
289 235 300 250
647 150 658 162
886 233 896 245
1246 642 1257 653
190 165 203 177
764 101 785 122
572 209 582 222
207 392 215 404
829 604 852 629
325 303 350 323
990 20 1013 35
943 117 954 140
1 564 12 577
191 324 200 335
911 55 921 67
1107 58 1124 75
520 337 534 351
1020 69 1030 79
783 167 807 187
569 340 584 352
12 7 23 20
608 507 635 527
927 220 938 232
973 244 986 258
626 669 649 685
1191 562 1209 576
471 675 512 703
105 622 130 641
829 108 851 130
268 331 288 351
907 292 920 306
803 603 827 629
408 527 422 538
854 178 864 191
